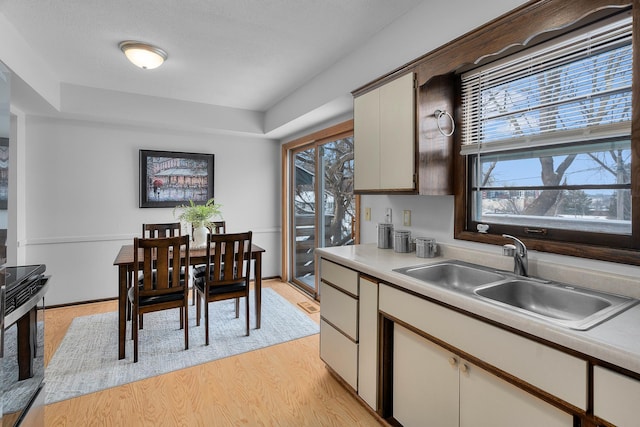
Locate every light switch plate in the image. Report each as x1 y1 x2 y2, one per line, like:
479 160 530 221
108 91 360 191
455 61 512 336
364 207 371 221
403 210 411 226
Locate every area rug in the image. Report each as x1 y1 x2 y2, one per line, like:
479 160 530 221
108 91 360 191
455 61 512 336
45 288 319 404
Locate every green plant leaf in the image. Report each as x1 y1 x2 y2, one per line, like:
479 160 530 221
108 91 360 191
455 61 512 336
173 198 222 228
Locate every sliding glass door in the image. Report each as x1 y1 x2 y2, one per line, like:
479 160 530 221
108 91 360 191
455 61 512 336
289 133 356 297
292 146 317 290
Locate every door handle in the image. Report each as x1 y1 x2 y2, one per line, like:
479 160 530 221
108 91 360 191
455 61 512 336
351 217 356 240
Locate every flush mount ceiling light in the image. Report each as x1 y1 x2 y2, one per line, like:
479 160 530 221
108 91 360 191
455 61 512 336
119 41 167 70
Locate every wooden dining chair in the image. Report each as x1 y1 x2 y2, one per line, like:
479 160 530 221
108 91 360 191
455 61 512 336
142 222 182 238
128 222 184 323
195 231 252 346
129 235 190 362
208 221 226 234
191 220 226 305
190 220 226 237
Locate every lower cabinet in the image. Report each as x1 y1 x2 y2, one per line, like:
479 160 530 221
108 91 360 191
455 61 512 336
319 258 379 411
320 258 640 426
593 366 640 427
393 324 458 426
459 355 573 427
393 324 574 427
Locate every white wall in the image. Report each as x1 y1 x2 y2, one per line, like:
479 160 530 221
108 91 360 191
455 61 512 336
360 194 640 282
22 116 280 305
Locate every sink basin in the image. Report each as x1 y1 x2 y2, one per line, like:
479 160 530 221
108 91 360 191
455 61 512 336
393 259 638 330
475 280 638 330
393 261 506 292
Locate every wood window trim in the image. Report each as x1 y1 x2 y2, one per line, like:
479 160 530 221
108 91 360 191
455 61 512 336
280 120 358 282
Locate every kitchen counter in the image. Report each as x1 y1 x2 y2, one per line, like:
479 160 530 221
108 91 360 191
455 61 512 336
316 243 640 376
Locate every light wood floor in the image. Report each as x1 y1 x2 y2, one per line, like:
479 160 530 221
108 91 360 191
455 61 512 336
43 279 382 426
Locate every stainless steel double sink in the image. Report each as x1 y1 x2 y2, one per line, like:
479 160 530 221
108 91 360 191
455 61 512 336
393 260 638 330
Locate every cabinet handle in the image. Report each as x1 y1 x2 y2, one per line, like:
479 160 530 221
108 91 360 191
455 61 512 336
460 363 469 373
448 357 458 367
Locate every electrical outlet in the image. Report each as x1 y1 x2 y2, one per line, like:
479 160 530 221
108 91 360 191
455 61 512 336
364 207 371 221
403 210 411 226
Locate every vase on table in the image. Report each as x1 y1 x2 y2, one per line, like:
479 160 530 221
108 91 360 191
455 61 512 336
192 224 209 248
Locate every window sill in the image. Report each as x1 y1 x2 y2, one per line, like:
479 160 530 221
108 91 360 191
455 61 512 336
454 230 640 266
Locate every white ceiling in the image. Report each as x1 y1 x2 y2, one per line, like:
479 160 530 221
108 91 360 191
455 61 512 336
0 0 422 115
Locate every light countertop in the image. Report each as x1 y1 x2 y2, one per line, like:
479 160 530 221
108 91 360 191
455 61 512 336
316 243 640 376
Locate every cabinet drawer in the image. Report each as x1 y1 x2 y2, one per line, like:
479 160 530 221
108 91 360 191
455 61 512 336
594 366 640 427
320 259 358 296
320 281 358 340
380 284 587 410
320 319 358 390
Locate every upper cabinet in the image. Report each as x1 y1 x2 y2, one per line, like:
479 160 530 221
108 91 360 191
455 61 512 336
353 71 455 195
354 72 416 193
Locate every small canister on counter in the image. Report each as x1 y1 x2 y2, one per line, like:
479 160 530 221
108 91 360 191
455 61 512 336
377 223 393 249
416 237 438 258
393 230 412 253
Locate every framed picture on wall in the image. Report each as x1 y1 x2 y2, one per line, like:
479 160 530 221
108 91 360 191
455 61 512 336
139 150 214 208
0 138 7 210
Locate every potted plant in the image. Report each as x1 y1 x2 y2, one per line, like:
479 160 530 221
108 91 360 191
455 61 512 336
173 198 222 247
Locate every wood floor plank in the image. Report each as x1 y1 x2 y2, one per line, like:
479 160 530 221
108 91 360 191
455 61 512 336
43 280 381 426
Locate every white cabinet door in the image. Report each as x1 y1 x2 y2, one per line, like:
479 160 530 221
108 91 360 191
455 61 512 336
379 283 587 410
594 366 640 427
354 89 380 191
392 324 573 427
460 361 573 427
379 73 415 190
354 73 415 192
393 324 459 427
358 276 378 410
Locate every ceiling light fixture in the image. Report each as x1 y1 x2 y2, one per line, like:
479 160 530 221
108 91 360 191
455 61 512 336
119 41 167 70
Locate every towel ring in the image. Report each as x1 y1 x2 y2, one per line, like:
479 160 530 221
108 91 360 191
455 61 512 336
434 109 455 137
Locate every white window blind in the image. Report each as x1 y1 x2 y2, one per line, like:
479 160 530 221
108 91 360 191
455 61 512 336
460 13 632 156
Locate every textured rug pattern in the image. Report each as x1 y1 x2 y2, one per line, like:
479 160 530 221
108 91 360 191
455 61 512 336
45 288 319 404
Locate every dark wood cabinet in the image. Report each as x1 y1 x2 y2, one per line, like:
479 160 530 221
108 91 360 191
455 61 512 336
417 74 455 195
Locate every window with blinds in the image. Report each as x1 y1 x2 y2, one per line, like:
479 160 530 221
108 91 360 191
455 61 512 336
460 12 632 235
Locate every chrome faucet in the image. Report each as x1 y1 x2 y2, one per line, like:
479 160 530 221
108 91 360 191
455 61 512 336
502 234 528 277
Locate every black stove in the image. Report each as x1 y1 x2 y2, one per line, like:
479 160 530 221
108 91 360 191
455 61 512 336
4 266 46 291
2 264 49 426
3 265 47 319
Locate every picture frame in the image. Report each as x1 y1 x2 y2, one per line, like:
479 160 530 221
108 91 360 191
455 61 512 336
0 138 7 210
139 149 214 208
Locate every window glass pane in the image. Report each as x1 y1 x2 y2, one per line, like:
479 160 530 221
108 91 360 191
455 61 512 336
474 140 631 188
293 147 316 286
472 139 631 233
474 188 631 234
321 138 355 248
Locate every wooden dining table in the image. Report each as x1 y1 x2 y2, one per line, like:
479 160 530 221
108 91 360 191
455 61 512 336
113 242 266 360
